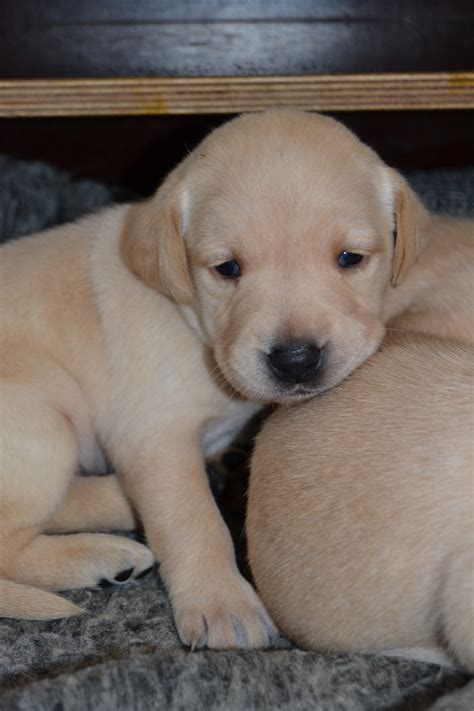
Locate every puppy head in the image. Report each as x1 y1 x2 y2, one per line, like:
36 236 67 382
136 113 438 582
122 111 431 402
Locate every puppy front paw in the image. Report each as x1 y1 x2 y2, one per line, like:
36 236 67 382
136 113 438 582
174 574 277 650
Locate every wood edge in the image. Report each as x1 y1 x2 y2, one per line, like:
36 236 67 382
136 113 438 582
0 72 473 116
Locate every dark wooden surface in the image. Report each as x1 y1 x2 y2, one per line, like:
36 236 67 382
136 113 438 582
1 1 473 78
0 111 472 194
1 3 472 180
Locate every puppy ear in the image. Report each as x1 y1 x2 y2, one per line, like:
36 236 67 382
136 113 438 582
121 176 193 304
388 168 432 287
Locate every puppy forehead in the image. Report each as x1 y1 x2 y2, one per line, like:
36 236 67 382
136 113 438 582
185 136 388 216
197 110 382 180
186 180 389 260
180 112 393 254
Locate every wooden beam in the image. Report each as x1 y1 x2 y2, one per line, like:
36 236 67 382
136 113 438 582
0 73 472 117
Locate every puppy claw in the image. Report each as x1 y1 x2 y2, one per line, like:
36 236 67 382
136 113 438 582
135 565 155 581
88 536 154 589
258 607 279 639
189 630 204 653
114 567 134 582
196 614 209 650
231 614 249 647
181 612 208 651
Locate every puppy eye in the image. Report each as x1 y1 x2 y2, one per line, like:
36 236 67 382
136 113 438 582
214 259 241 278
337 251 364 268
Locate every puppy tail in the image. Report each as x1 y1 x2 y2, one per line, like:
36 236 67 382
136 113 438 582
0 579 84 620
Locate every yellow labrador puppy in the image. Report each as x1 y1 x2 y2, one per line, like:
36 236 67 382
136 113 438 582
248 333 473 670
0 110 467 648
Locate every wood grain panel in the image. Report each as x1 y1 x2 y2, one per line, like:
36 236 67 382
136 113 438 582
0 74 472 117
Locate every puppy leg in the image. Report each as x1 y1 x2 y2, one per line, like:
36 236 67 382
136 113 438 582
45 475 136 533
1 395 153 597
119 433 276 650
440 548 474 673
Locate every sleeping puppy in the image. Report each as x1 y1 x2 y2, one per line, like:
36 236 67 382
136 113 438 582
0 110 465 648
247 333 474 670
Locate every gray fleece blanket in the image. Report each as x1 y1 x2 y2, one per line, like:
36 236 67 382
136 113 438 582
0 155 473 710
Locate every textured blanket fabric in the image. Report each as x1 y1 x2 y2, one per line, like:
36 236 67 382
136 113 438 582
0 156 473 710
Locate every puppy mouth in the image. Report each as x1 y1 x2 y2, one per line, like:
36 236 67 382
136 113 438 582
218 359 328 403
267 381 327 404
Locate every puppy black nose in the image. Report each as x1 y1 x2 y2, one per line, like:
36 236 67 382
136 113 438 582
267 342 322 384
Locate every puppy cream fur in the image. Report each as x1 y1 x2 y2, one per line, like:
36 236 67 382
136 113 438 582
0 110 464 647
248 334 474 670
